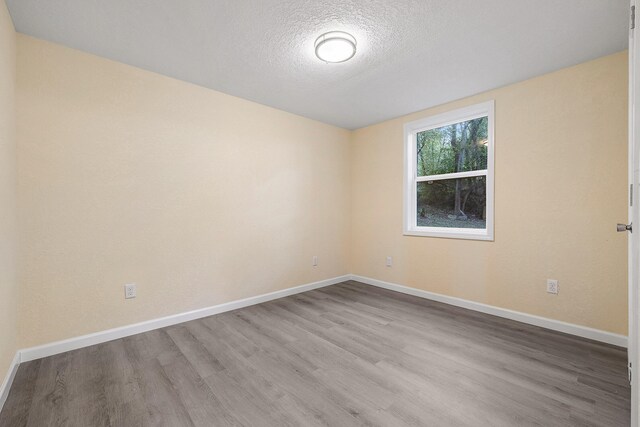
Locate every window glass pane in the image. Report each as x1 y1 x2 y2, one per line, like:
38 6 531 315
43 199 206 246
416 116 488 176
417 176 486 229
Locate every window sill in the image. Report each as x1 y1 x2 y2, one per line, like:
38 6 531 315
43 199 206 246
403 227 494 241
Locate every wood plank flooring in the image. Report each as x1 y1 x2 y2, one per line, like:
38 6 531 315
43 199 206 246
0 281 630 426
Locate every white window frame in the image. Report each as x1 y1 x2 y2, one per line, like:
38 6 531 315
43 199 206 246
403 100 495 241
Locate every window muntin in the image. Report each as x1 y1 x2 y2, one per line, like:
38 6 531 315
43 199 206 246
404 101 494 240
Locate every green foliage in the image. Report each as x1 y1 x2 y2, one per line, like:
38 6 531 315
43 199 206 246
416 116 488 218
417 177 486 218
416 116 488 176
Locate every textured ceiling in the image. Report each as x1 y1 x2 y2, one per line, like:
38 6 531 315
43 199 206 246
6 0 629 129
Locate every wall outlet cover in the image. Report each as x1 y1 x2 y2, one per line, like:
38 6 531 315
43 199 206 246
546 279 558 295
125 283 137 299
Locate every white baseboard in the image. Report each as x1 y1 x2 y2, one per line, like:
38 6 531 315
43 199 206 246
350 275 628 348
15 272 627 366
19 275 350 363
0 352 21 414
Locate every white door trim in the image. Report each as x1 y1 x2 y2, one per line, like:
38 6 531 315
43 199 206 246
629 1 639 425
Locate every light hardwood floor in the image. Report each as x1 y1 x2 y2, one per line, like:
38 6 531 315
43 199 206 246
0 281 631 426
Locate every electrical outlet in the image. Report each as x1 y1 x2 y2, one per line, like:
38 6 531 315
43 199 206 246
546 279 558 295
386 256 393 267
312 255 318 267
125 283 137 299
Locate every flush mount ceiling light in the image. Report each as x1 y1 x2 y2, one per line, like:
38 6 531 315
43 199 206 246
314 31 357 63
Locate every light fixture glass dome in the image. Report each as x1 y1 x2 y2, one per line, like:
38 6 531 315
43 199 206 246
314 31 357 63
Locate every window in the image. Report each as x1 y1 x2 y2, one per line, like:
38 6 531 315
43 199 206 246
403 101 494 240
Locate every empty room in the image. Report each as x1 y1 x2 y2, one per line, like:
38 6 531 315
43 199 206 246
0 0 638 426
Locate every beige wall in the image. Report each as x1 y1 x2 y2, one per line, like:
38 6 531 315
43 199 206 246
0 0 17 382
351 51 629 335
13 33 628 349
16 35 351 348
